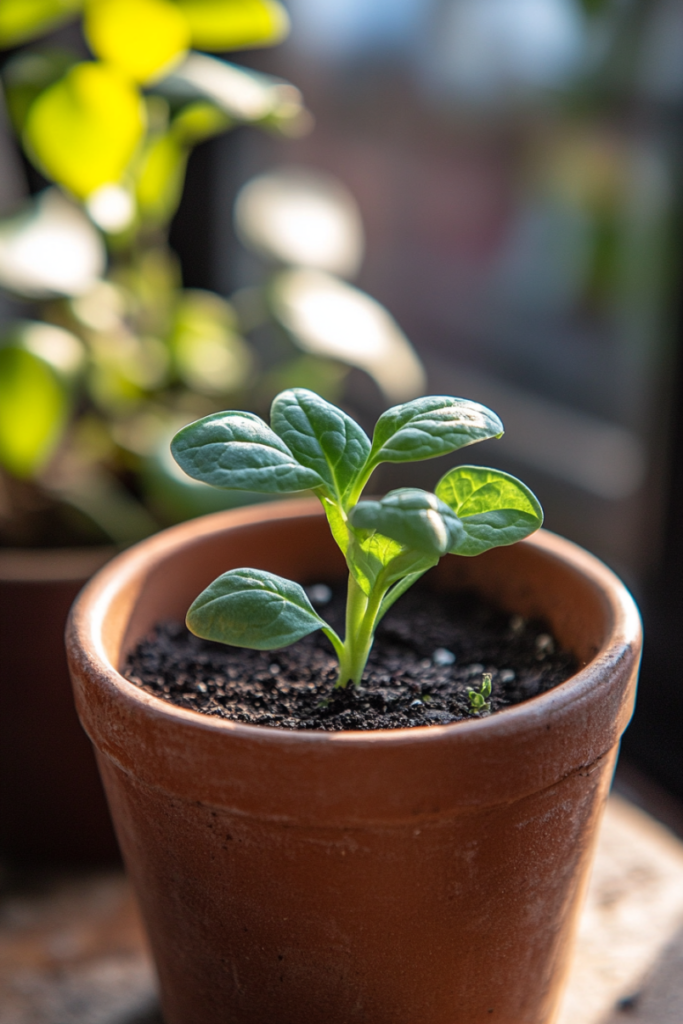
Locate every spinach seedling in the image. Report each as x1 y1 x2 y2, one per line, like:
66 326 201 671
467 673 492 714
171 388 543 688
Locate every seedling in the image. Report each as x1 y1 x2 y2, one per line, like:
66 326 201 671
171 388 543 688
467 673 492 714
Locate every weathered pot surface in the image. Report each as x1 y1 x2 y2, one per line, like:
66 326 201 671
0 546 119 863
66 498 641 1024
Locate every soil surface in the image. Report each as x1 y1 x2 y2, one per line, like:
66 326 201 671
125 584 577 731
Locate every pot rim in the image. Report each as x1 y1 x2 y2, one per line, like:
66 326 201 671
68 496 641 749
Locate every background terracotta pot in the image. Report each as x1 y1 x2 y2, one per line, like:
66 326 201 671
0 547 120 864
66 498 641 1024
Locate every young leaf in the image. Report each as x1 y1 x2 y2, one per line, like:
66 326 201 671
346 530 403 594
270 387 370 505
467 672 492 714
171 410 324 493
436 466 543 556
349 489 463 556
365 396 503 471
187 568 325 649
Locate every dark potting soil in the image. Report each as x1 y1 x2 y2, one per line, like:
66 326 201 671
124 585 578 731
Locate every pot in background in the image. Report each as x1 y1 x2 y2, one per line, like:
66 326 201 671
0 546 119 863
66 498 641 1024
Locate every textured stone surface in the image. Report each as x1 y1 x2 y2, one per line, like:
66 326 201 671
558 795 683 1024
1 793 682 1024
0 871 158 1024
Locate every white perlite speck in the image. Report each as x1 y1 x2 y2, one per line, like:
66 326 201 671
432 648 456 666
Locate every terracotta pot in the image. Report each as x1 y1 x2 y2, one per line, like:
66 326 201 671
66 498 641 1024
0 546 120 863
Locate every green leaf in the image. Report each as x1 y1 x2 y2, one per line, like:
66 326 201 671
187 568 325 649
270 388 370 505
0 189 106 299
346 530 403 595
157 53 302 125
174 0 289 50
346 490 451 594
435 466 543 556
135 131 188 226
320 496 350 555
269 269 426 405
171 410 324 493
366 396 503 471
170 289 251 395
0 0 82 47
23 62 146 199
0 346 68 478
84 0 190 85
170 100 230 144
349 489 463 556
348 530 435 595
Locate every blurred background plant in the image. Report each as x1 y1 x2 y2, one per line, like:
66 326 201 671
0 0 425 547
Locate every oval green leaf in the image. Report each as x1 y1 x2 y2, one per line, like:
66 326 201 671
435 465 543 556
84 0 190 84
23 62 145 198
271 388 370 505
367 396 503 469
0 346 68 478
171 410 324 493
135 131 187 227
349 488 463 556
187 568 324 649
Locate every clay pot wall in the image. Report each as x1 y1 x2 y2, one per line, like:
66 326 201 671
0 548 119 863
67 499 641 1024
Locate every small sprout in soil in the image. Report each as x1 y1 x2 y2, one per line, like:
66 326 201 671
171 389 543 688
468 673 492 714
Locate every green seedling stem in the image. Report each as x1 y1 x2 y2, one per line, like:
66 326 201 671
172 388 543 688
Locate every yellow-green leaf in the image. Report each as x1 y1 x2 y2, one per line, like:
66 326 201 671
171 100 230 145
435 466 543 556
23 62 146 199
135 132 187 225
174 0 289 50
171 289 252 394
84 0 190 84
0 0 82 47
0 346 69 478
